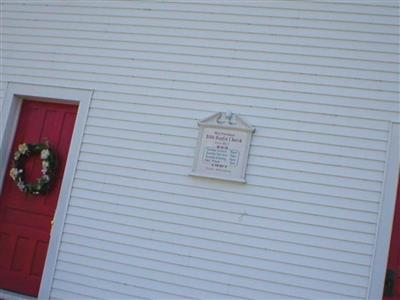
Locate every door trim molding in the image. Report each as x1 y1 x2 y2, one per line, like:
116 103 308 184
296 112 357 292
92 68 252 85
368 122 400 300
0 82 93 299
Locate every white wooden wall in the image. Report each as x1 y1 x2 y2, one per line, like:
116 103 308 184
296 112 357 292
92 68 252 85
1 1 399 299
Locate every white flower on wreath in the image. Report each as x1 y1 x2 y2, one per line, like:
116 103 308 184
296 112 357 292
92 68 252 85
41 149 50 160
14 151 21 160
18 143 29 155
42 175 50 182
9 168 19 180
42 160 49 171
16 181 25 191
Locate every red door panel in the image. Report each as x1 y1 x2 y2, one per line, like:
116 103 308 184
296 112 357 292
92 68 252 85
385 178 400 299
0 100 77 296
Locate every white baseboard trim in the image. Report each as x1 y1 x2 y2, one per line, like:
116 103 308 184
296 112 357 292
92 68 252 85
0 289 36 300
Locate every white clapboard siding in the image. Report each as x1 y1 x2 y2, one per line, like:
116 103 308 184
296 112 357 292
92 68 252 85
1 1 399 299
3 27 399 65
3 42 398 83
2 49 398 95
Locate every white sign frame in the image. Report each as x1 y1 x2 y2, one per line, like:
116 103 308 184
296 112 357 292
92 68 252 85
190 112 255 183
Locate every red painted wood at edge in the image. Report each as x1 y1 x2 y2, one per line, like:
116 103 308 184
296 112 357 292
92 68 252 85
385 177 400 299
0 100 77 297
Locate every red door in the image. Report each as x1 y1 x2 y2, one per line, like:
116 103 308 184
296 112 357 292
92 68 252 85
0 99 77 296
385 177 400 299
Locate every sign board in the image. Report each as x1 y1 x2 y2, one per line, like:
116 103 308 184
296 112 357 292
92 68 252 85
190 112 255 183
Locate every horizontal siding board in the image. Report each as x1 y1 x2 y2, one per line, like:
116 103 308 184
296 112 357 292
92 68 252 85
55 254 241 299
75 156 379 209
81 136 382 191
6 1 399 26
3 59 394 124
52 278 135 300
72 176 378 226
61 232 370 287
84 114 387 154
71 184 375 235
75 154 381 214
247 163 381 191
201 1 399 16
3 19 399 56
57 219 368 298
86 124 381 166
63 222 370 278
4 63 397 128
84 124 385 176
3 67 398 122
88 98 391 133
4 33 398 73
77 144 380 202
3 33 398 75
88 99 390 137
89 100 390 141
68 194 374 252
53 273 168 300
3 55 398 102
59 223 366 299
4 43 397 82
28 0 398 16
83 128 386 174
82 119 386 162
51 284 100 300
4 68 399 117
3 48 398 93
3 26 398 63
87 109 390 144
3 4 399 28
98 97 395 125
72 176 377 225
57 242 366 298
88 101 389 149
66 203 373 267
61 233 369 287
75 179 376 227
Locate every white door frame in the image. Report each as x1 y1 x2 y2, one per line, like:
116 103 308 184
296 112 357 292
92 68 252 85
368 122 400 300
0 82 93 299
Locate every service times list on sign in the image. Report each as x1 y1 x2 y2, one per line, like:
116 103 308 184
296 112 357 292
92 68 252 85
204 147 239 169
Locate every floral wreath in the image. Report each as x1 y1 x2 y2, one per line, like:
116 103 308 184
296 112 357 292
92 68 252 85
9 142 57 195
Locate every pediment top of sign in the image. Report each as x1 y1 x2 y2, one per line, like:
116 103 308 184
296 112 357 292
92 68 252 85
198 112 255 132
